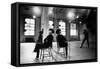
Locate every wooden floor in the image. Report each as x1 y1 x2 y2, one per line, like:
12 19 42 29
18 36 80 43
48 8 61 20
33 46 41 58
20 42 70 64
20 41 96 64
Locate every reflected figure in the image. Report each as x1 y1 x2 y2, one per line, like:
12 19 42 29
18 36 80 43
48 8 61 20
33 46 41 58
34 29 54 59
37 30 43 43
33 30 43 59
56 29 68 57
80 29 89 48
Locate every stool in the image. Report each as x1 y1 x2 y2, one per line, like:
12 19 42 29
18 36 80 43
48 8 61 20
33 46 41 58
57 47 66 57
39 47 53 62
57 42 67 57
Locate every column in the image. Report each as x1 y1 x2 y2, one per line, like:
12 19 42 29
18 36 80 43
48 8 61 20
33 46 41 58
41 7 49 40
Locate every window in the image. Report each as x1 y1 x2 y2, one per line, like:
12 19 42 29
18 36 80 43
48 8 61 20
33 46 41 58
49 21 54 29
24 18 35 36
59 20 66 35
70 23 77 36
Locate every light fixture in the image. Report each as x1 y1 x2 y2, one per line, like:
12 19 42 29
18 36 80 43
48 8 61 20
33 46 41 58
66 10 75 20
48 7 53 15
76 15 79 18
79 21 82 24
33 16 36 19
33 6 42 17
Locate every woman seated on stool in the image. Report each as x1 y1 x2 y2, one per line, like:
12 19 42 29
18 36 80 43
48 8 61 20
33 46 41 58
56 29 68 58
34 29 54 60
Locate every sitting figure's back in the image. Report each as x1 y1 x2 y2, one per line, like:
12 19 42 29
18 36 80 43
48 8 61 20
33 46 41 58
56 29 68 57
56 29 67 47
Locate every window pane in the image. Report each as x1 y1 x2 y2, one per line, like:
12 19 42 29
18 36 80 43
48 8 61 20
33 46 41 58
70 30 77 36
70 23 77 36
49 21 53 29
25 18 30 23
61 32 66 35
24 18 35 36
59 20 66 35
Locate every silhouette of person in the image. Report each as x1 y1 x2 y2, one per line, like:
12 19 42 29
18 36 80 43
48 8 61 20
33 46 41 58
56 29 68 58
80 29 89 48
43 29 54 48
33 30 43 59
37 30 43 43
34 29 54 59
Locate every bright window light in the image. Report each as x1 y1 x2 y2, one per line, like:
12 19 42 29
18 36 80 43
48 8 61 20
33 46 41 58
24 18 35 36
49 21 53 29
70 30 77 36
59 20 66 35
70 23 77 36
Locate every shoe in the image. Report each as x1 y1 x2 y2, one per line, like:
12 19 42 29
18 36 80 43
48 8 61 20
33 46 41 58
80 47 82 48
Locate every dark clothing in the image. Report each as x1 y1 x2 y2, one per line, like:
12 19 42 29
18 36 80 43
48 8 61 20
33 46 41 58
43 34 53 48
37 33 43 44
83 30 89 39
56 34 68 57
80 38 89 48
57 34 68 47
34 33 43 52
34 34 53 58
80 30 89 48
